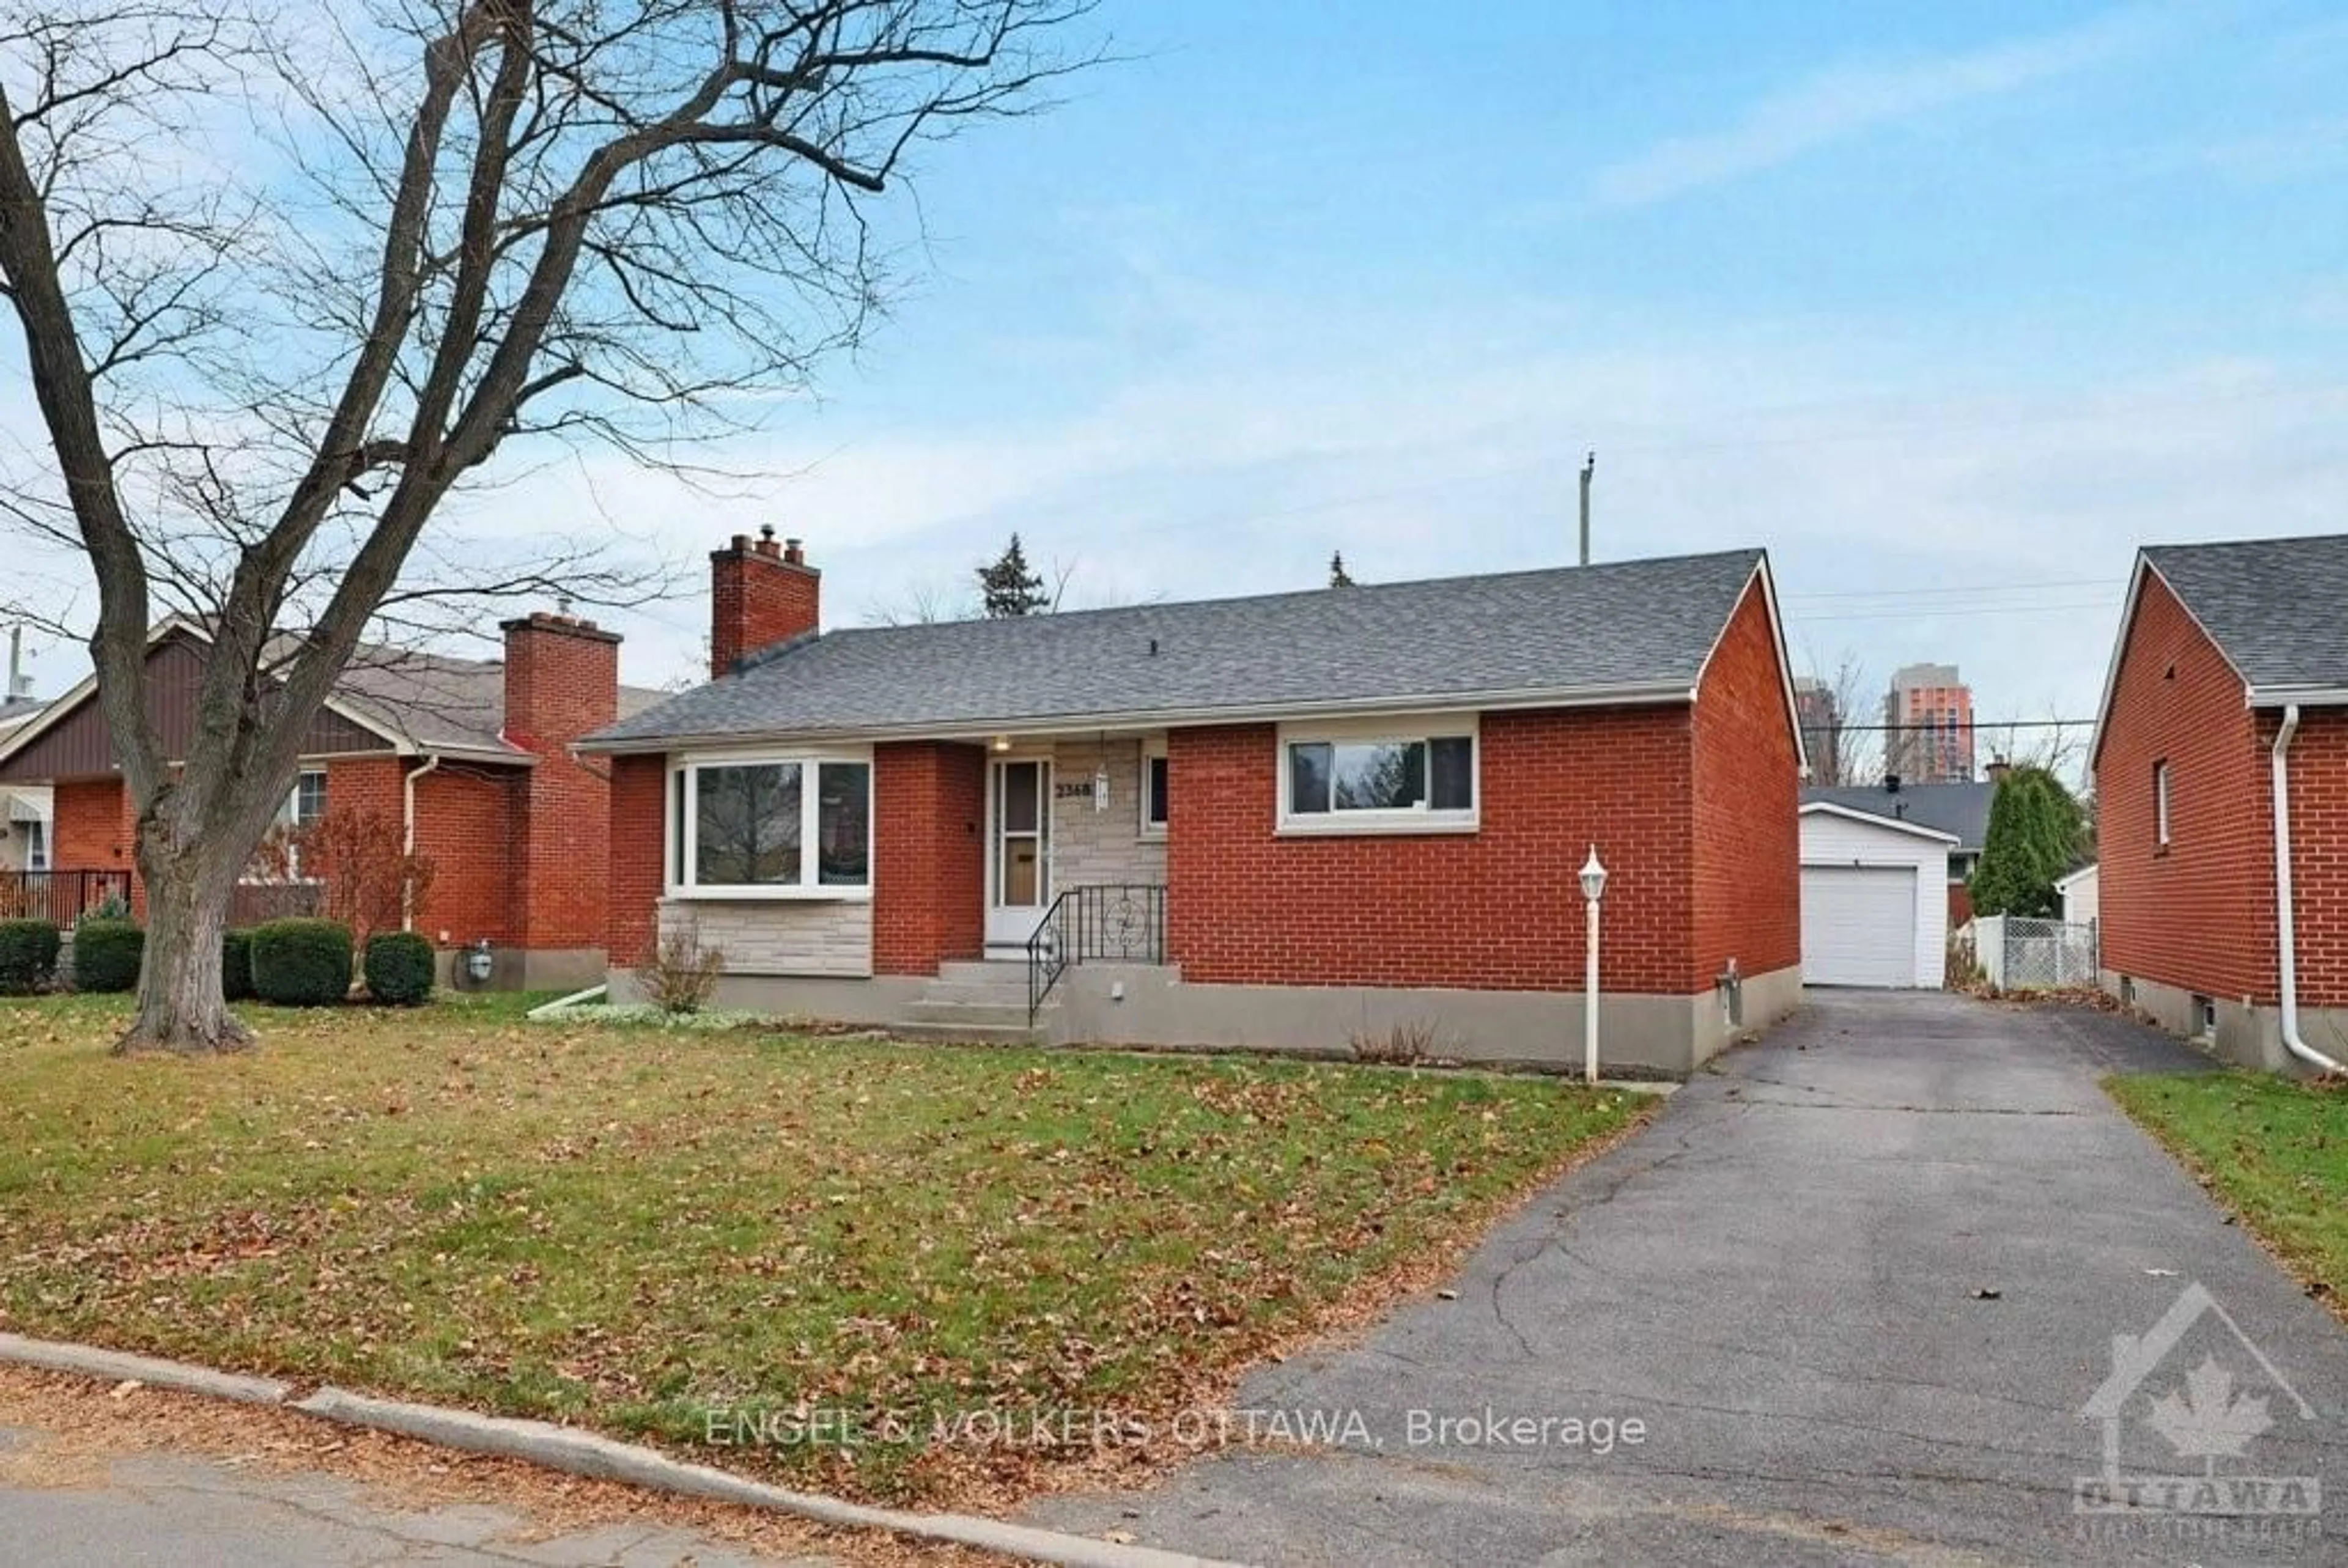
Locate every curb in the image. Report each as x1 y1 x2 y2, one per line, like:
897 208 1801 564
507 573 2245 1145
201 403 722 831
0 1334 1246 1568
0 1332 292 1407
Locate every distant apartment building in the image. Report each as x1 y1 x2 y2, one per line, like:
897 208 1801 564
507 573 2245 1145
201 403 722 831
1793 676 1844 784
1883 663 1975 784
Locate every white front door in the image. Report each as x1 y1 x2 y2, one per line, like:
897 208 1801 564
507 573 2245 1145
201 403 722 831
986 757 1052 949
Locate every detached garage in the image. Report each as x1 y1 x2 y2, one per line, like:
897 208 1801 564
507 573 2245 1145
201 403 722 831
1799 801 1958 988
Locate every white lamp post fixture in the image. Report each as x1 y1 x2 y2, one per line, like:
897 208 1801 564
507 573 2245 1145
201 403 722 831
1579 845 1608 1085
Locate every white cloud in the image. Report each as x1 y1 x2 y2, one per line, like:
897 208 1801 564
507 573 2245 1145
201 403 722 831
1591 7 2177 208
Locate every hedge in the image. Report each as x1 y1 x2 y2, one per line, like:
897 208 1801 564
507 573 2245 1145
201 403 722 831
363 931 435 1006
249 918 353 1007
221 928 256 1001
0 918 61 995
72 918 143 993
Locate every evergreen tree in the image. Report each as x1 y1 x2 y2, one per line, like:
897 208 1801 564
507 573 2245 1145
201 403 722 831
976 534 1050 617
1968 765 2084 918
1329 551 1356 587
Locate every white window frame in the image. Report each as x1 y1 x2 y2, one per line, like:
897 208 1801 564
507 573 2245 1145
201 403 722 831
244 768 330 885
2154 759 2171 848
666 747 874 900
1139 737 1168 841
21 817 48 872
1275 713 1479 837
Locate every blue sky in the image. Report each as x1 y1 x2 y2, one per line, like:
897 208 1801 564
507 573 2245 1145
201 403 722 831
12 0 2348 771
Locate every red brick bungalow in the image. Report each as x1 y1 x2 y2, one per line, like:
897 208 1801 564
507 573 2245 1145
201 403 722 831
2092 534 2348 1071
0 614 661 988
580 535 1809 1074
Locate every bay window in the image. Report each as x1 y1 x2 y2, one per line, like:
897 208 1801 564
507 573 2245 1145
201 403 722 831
1277 718 1478 833
668 754 871 897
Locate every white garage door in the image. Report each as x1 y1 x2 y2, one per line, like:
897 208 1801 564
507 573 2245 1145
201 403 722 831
1802 865 1920 988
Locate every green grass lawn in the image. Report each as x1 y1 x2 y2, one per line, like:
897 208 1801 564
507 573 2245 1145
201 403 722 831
0 995 1645 1504
2108 1071 2348 1308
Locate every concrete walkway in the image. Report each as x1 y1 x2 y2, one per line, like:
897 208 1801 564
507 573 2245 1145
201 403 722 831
1027 991 2348 1564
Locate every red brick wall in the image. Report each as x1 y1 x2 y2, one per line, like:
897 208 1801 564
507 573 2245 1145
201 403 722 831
2280 708 2348 1007
1165 709 1697 993
1947 882 1974 929
607 754 666 967
52 778 130 871
872 740 986 974
1690 580 1803 985
2097 572 2278 1004
710 537 820 678
500 616 619 951
409 764 521 946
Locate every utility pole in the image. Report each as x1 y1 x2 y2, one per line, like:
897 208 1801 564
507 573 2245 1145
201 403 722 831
1578 451 1596 565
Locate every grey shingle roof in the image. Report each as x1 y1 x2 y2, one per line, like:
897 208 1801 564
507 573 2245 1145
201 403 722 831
589 550 1768 748
2145 534 2348 694
328 646 666 757
1803 782 1995 851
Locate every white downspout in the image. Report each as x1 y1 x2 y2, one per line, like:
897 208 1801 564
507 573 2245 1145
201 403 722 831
402 756 440 934
2270 704 2342 1072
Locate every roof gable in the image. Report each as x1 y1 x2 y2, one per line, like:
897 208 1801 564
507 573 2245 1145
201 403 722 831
0 619 668 781
2141 534 2348 699
1798 799 1962 844
1799 782 1993 849
590 548 1771 749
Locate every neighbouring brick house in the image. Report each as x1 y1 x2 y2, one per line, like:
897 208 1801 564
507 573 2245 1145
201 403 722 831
580 533 1809 1073
0 615 662 989
2092 533 2348 1070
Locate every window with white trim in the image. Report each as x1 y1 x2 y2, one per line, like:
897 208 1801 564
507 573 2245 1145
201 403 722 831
1277 720 1477 832
1140 740 1168 837
2154 759 2171 848
21 817 48 872
280 769 328 829
668 756 871 896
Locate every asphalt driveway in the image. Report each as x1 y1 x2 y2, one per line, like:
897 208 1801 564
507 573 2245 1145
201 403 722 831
1028 990 2348 1565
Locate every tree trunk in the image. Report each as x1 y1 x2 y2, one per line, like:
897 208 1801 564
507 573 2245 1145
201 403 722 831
113 828 253 1056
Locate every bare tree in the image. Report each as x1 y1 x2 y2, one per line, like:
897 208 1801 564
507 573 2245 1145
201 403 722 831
0 0 1097 1053
1796 650 1879 788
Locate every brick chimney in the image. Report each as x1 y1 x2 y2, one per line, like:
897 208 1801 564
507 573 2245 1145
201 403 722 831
1985 756 2012 784
711 525 819 679
500 611 621 752
501 610 622 960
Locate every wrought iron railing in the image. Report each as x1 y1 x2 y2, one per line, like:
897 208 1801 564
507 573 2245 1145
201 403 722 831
0 868 133 926
1027 883 1167 1022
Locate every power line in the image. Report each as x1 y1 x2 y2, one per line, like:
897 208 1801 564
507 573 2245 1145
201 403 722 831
1781 577 2117 600
1829 718 2099 733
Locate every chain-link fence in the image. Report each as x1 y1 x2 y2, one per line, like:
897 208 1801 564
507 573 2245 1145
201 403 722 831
1974 914 2098 991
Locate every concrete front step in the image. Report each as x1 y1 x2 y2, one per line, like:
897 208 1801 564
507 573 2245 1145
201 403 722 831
888 1019 1049 1046
936 959 1032 984
901 999 1035 1028
915 979 1036 1007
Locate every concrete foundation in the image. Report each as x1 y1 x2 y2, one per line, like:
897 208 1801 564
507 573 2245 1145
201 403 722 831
1050 963 1801 1077
2104 968 2348 1075
608 966 929 1023
435 946 608 995
600 958 1803 1077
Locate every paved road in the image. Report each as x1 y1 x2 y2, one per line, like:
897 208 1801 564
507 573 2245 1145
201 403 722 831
0 1428 829 1567
1028 990 2348 1564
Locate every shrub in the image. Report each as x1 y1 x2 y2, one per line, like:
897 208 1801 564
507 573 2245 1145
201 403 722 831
644 922 725 1015
363 931 435 1006
0 918 62 995
221 928 256 1001
249 918 353 1007
72 918 143 993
